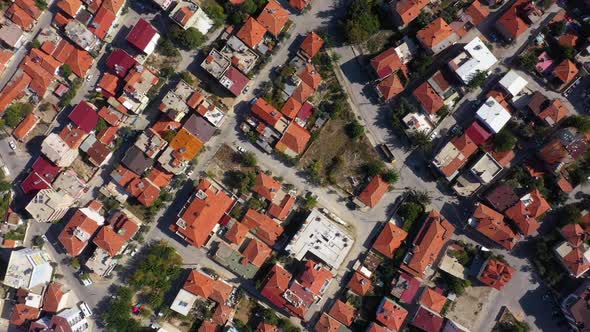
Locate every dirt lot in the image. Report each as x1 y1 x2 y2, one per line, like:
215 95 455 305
300 118 380 193
206 144 257 180
71 158 98 182
445 285 494 331
233 295 255 323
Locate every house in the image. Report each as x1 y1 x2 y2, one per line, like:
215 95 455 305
527 92 570 126
3 248 53 290
152 0 173 10
10 304 40 327
106 49 138 77
69 101 99 134
0 23 26 49
315 312 349 332
268 194 295 221
53 170 88 200
347 271 372 296
413 81 445 116
242 209 283 246
35 307 90 332
485 183 519 212
0 73 32 112
20 157 61 194
449 37 497 84
471 203 520 250
126 176 160 206
20 55 55 98
356 176 389 209
419 288 447 314
126 18 160 56
26 189 75 223
286 208 353 269
171 179 234 248
376 73 405 101
552 59 579 90
300 32 324 59
88 6 116 40
253 172 281 201
275 122 311 156
372 222 408 259
121 146 154 176
260 264 291 311
371 48 403 80
505 189 551 236
391 272 421 303
170 0 213 34
477 259 514 289
119 66 159 113
391 0 431 27
554 241 590 278
376 297 408 331
464 0 489 26
416 18 459 54
297 260 333 297
329 300 356 327
289 0 311 11
57 0 83 18
411 306 444 332
64 21 99 51
13 113 39 142
58 205 105 256
465 121 492 145
221 36 259 74
495 0 540 41
98 73 120 98
560 281 590 332
475 97 511 134
432 134 478 179
42 282 70 313
237 17 267 50
251 98 289 132
201 49 230 79
220 66 250 96
539 128 589 173
498 70 528 98
256 0 289 37
470 153 503 184
401 210 455 279
134 129 167 158
6 3 35 31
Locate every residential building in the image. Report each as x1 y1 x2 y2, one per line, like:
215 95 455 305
391 0 431 27
237 17 267 50
20 157 61 194
126 18 160 56
401 210 455 279
26 189 75 223
299 32 324 59
553 59 579 90
470 153 503 184
0 23 26 49
560 281 590 332
220 65 250 96
539 128 589 173
119 66 159 113
297 260 333 297
376 73 405 101
152 0 173 10
88 6 116 40
106 48 138 77
463 0 489 26
470 203 520 250
170 0 213 34
554 241 590 278
475 96 511 134
416 18 459 54
403 112 434 135
251 98 289 132
495 0 540 41
485 183 519 212
477 259 514 289
329 300 356 327
53 170 88 200
68 101 99 134
220 36 259 74
64 21 99 51
256 0 289 37
275 122 311 156
347 271 373 296
498 70 528 98
356 175 389 209
505 189 551 236
527 92 570 127
371 47 403 80
419 288 447 314
3 248 53 290
41 133 79 167
315 313 350 332
260 264 314 318
134 128 167 158
171 269 234 316
376 297 408 331
286 208 353 269
449 37 497 84
58 205 105 256
195 97 226 127
6 3 35 31
201 49 230 79
465 121 492 145
57 0 83 18
289 0 311 11
13 113 39 142
372 222 408 258
171 179 234 248
432 134 478 179
242 209 284 246
413 81 445 116
411 306 444 332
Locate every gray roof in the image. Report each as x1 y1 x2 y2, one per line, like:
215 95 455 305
121 146 153 175
183 114 216 143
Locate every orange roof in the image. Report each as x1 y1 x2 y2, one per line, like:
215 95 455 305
211 304 232 325
280 96 302 119
242 209 283 246
413 81 444 114
538 99 569 126
256 0 289 36
175 179 235 248
112 164 138 187
562 246 590 277
373 222 408 258
58 209 102 256
93 215 139 256
52 40 75 63
376 297 408 331
562 223 585 247
275 122 311 155
89 7 116 39
20 56 54 97
0 49 13 74
98 106 123 126
377 73 405 100
347 271 372 296
53 12 72 28
225 221 250 245
0 73 31 113
478 259 515 290
187 91 204 109
298 65 322 90
101 0 125 14
146 167 173 188
260 264 291 306
151 119 181 137
553 59 579 86
505 189 551 236
242 238 272 267
289 0 310 11
13 112 39 141
419 288 447 313
256 323 278 332
253 172 281 201
199 321 219 332
268 194 295 220
57 0 82 17
402 210 455 278
170 128 204 161
358 176 389 208
42 283 65 313
30 48 62 75
3 239 17 247
298 260 332 296
251 98 282 127
417 18 455 49
66 48 94 78
371 48 402 79
59 125 86 148
6 4 34 31
315 313 343 332
465 0 489 25
300 32 324 58
184 270 233 304
97 125 119 145
559 33 579 48
10 304 39 327
98 72 120 97
440 134 478 177
473 203 520 250
395 0 430 24
329 300 356 326
291 82 314 103
236 17 267 49
14 0 42 19
497 0 530 39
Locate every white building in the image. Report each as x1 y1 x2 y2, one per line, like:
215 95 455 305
26 189 75 223
51 307 90 332
470 153 503 183
285 208 354 269
170 289 198 316
450 37 497 84
170 1 213 35
41 133 79 168
3 248 53 290
475 97 511 134
403 113 435 135
498 70 528 97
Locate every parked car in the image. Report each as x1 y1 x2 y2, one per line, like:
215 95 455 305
237 145 247 153
8 141 16 150
78 301 92 317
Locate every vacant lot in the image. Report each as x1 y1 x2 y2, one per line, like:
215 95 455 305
445 285 494 331
300 118 380 193
207 144 257 179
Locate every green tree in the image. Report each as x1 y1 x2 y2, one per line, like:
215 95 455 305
308 160 323 184
31 39 41 48
3 103 33 128
398 202 423 230
550 20 566 36
159 66 175 79
170 26 205 50
563 115 590 133
60 64 72 78
520 53 537 72
467 70 488 90
248 197 264 210
157 38 180 57
95 118 109 133
345 120 364 140
103 287 141 332
0 182 10 192
381 169 399 184
242 0 258 14
409 131 432 150
179 71 194 85
343 0 379 44
241 151 257 167
492 128 517 152
70 257 80 270
204 0 226 27
303 193 318 209
560 45 576 59
35 0 47 10
162 130 176 143
364 160 385 177
410 189 431 205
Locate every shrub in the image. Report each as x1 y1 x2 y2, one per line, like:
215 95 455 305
345 120 365 140
492 128 517 152
240 151 257 167
170 26 206 50
3 103 33 128
381 170 399 184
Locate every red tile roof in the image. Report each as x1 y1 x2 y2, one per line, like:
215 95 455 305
419 288 447 313
561 223 585 247
268 194 295 220
253 172 281 201
98 73 119 98
106 49 138 78
256 0 289 36
562 246 590 277
173 179 235 248
10 304 39 327
112 164 139 187
211 304 232 325
473 203 520 250
225 221 250 246
236 17 267 49
366 322 390 332
553 59 579 86
289 0 310 11
260 264 291 309
315 312 343 332
101 0 125 14
13 112 39 141
376 297 408 331
97 125 119 145
0 73 31 113
222 66 250 96
298 260 332 296
377 73 405 101
413 81 444 114
242 238 271 267
89 6 115 40
373 222 408 258
347 271 372 296
42 283 65 313
291 82 314 103
65 47 94 78
329 300 356 326
478 259 514 290
298 65 322 90
146 167 173 188
411 306 444 332
6 4 34 31
464 0 489 25
57 0 82 17
14 0 42 19
275 122 311 155
59 125 86 148
439 134 478 177
251 98 282 127
417 18 455 49
20 157 61 194
256 323 278 332
465 121 492 145
30 48 62 75
496 0 530 39
93 211 139 256
358 176 389 208
559 33 579 48
242 209 283 246
402 210 455 278
184 270 233 304
58 209 103 256
371 48 402 80
126 18 159 53
20 56 54 97
53 12 72 28
538 99 569 126
279 97 302 119
199 321 219 332
505 189 551 236
300 32 324 59
395 0 430 24
69 101 99 133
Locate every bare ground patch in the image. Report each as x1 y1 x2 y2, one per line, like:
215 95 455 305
445 285 494 331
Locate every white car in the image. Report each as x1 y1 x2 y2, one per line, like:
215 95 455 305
8 141 16 150
80 275 93 287
85 75 93 82
237 146 246 153
78 301 93 317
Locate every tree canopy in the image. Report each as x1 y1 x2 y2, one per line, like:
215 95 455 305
492 128 517 152
170 26 206 50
